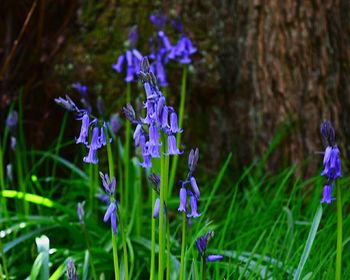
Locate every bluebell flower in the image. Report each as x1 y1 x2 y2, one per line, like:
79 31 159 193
320 184 335 204
321 145 341 180
169 35 197 64
112 26 143 82
140 154 152 169
88 126 102 150
54 95 79 113
153 197 160 218
150 14 167 30
169 111 183 133
104 201 118 234
99 172 116 195
76 113 90 145
187 194 201 218
178 187 187 212
190 176 200 198
67 258 78 280
72 82 88 97
196 231 223 262
319 121 341 204
166 134 182 155
188 148 199 175
83 147 98 164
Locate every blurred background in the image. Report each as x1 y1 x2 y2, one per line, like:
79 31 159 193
1 0 350 175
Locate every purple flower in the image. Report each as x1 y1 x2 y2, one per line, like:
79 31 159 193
76 113 90 145
88 126 102 150
178 187 187 212
320 184 335 204
99 122 111 147
190 177 200 198
170 111 183 133
153 198 160 218
187 195 201 218
166 134 182 155
169 35 197 64
160 105 169 128
140 154 152 168
72 82 88 98
196 231 223 262
104 201 118 234
206 255 224 262
188 148 199 175
67 258 78 280
99 172 116 195
83 147 98 164
150 14 167 30
54 95 79 113
112 27 143 82
321 145 341 180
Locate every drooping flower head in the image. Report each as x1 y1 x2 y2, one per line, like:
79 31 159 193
55 95 112 165
196 231 223 262
177 148 201 218
124 57 183 169
319 120 341 204
72 83 91 113
99 172 118 234
113 26 143 82
148 13 172 87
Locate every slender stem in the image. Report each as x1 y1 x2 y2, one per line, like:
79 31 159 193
179 212 186 280
166 218 171 280
150 190 156 280
0 236 9 280
120 219 129 280
124 82 131 213
106 130 120 280
112 231 120 280
82 224 97 280
158 150 165 280
336 183 342 280
169 66 187 196
16 144 28 215
202 258 206 280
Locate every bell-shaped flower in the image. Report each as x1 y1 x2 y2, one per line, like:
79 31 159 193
88 127 102 150
170 111 183 133
178 187 187 212
190 176 200 198
187 195 201 218
153 198 160 218
166 134 182 155
140 154 152 169
103 201 118 234
320 184 335 204
83 147 98 164
321 146 341 180
76 113 90 145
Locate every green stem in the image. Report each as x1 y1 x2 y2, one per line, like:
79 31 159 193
202 258 206 280
124 82 131 213
16 145 28 215
166 218 171 280
150 190 156 280
179 212 186 280
82 224 97 280
120 219 129 280
158 151 165 280
106 130 120 280
0 236 9 280
169 66 187 197
336 183 342 280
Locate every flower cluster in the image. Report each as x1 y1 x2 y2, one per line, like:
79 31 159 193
320 121 342 204
100 172 118 234
123 57 183 169
113 26 143 82
54 95 111 164
178 148 201 218
196 231 223 262
147 14 197 86
148 13 172 87
66 258 78 280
